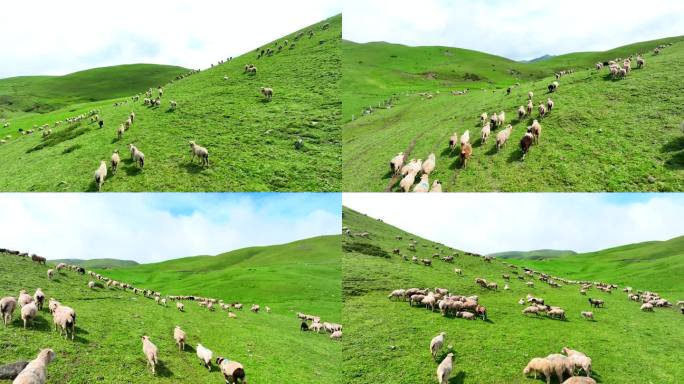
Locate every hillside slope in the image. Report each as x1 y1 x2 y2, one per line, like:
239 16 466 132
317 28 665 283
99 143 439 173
0 14 341 192
342 206 683 383
505 236 684 297
0 64 189 118
50 258 139 269
490 250 577 260
0 236 341 383
343 36 684 191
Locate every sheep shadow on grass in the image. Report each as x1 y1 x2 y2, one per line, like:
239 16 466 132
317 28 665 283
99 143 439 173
448 371 466 384
180 162 205 175
12 315 51 332
152 360 174 378
506 147 524 163
125 165 143 176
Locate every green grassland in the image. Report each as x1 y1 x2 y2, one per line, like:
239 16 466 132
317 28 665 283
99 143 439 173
342 36 684 192
341 207 684 383
490 250 577 260
0 64 189 118
49 258 139 270
0 14 341 192
0 235 341 383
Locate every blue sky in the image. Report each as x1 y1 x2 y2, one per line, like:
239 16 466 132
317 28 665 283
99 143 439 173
343 0 684 60
343 193 684 254
0 193 341 263
0 0 341 78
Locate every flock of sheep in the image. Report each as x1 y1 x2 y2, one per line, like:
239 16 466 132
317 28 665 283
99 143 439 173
298 312 343 340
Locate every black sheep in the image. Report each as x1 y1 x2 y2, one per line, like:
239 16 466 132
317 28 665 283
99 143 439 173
300 321 309 332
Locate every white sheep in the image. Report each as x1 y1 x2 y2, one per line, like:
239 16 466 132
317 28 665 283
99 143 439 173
562 377 597 384
400 171 417 192
88 281 95 289
189 141 209 167
330 330 342 340
261 87 273 100
128 144 145 169
413 174 429 193
436 353 454 384
481 123 491 144
111 151 121 174
430 332 445 359
547 98 554 111
176 302 184 312
170 101 177 109
517 105 526 120
216 357 246 383
33 289 45 311
430 180 442 192
539 103 547 118
0 296 17 326
460 130 470 146
141 336 158 374
528 91 534 100
47 269 54 280
389 152 405 175
52 305 76 340
640 303 654 311
422 153 436 175
21 302 38 329
117 125 125 140
12 348 55 384
196 344 213 371
562 347 592 377
18 290 33 307
496 125 513 151
523 357 553 383
94 161 107 191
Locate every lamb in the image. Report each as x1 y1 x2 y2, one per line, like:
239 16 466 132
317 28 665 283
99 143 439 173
547 98 554 111
413 174 430 192
496 125 513 151
110 150 121 174
640 302 654 311
430 332 446 359
128 144 145 168
216 357 246 384
389 152 405 175
422 153 436 175
176 302 184 312
52 305 76 340
11 348 55 384
0 297 17 326
141 336 159 374
436 353 454 384
261 87 273 100
581 311 594 320
461 130 470 146
46 270 54 280
460 143 472 168
21 303 38 329
189 141 209 167
561 347 592 377
94 161 107 191
481 123 491 144
520 132 534 161
517 105 526 120
196 344 213 371
430 180 443 192
523 357 553 384
32 289 44 311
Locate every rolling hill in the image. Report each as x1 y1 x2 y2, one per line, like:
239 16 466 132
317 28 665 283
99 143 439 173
49 258 139 269
0 64 189 118
0 235 341 383
342 206 683 383
490 250 577 260
0 14 341 192
342 36 684 192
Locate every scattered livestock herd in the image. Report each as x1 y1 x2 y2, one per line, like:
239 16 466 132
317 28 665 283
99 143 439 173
382 44 669 192
342 224 683 383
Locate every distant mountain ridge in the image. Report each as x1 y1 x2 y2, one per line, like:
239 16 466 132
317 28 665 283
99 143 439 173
50 258 139 269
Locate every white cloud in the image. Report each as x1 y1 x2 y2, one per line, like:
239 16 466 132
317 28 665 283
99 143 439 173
0 0 341 78
343 0 684 60
342 193 684 254
0 193 341 263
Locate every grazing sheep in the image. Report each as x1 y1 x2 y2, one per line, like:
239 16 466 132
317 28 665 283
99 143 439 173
430 180 443 192
523 357 553 384
250 304 260 313
94 161 107 191
522 306 539 316
548 308 566 320
636 57 645 68
546 354 575 383
189 141 209 167
539 103 547 118
460 143 472 168
461 130 470 146
330 330 342 340
454 268 463 275
640 303 654 311
389 152 404 175
588 298 604 308
562 377 597 384
413 174 430 192
436 353 454 384
480 123 491 144
562 347 592 377
520 132 534 161
388 289 406 301
496 125 513 151
0 297 17 326
422 153 436 175
196 344 213 371
530 120 542 144
128 144 145 169
32 289 44 311
21 303 38 329
216 357 246 384
46 270 54 280
52 305 76 340
18 291 32 307
260 87 273 100
141 336 158 374
581 311 594 320
11 348 55 384
87 281 95 289
430 332 446 359
176 302 184 312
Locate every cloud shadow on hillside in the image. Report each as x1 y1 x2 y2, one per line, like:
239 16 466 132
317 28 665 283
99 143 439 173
661 136 684 170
